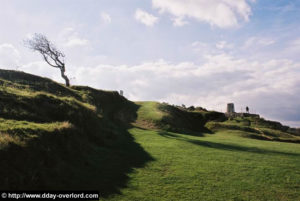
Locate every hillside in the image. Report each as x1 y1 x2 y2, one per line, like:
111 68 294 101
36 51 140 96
0 69 300 200
0 69 213 193
0 69 150 195
206 116 300 143
133 101 300 143
133 101 224 134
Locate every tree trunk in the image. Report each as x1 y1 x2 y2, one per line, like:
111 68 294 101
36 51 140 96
60 68 70 87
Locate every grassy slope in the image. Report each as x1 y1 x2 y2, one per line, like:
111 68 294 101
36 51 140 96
104 128 300 201
0 70 152 195
206 116 300 143
134 101 222 134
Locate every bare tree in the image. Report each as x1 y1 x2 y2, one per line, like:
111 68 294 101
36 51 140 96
25 33 70 86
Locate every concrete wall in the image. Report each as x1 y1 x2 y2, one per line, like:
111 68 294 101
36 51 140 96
227 103 235 113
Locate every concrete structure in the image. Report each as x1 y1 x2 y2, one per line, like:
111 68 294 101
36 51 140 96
225 103 260 118
227 103 235 113
119 90 124 96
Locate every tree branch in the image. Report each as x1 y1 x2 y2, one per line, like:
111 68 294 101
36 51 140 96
42 54 60 68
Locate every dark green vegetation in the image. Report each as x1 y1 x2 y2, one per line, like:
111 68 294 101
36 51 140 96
0 69 151 195
0 69 300 200
207 116 300 143
133 101 224 134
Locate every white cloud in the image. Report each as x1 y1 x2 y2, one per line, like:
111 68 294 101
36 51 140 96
135 9 158 27
191 41 216 55
64 38 89 47
101 12 111 24
216 41 234 49
191 41 233 56
173 17 188 27
60 28 89 48
291 38 300 46
21 61 60 81
152 0 254 28
286 38 300 52
65 54 300 126
277 38 300 59
0 43 20 68
244 37 275 48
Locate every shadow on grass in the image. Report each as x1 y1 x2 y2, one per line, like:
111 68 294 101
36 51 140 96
0 102 154 198
0 69 155 197
158 104 211 136
0 124 154 197
158 131 205 138
158 131 300 157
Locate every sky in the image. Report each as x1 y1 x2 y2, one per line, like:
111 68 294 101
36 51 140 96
0 0 300 127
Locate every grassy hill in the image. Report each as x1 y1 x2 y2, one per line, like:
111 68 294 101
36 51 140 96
133 101 223 134
206 116 300 143
0 69 151 195
0 69 300 200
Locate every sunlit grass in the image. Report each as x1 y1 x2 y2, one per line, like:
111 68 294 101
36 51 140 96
136 101 165 121
104 128 300 201
0 118 73 149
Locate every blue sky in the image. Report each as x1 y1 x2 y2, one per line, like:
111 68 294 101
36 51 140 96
1 0 300 127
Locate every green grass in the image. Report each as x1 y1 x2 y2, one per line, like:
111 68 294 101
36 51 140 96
136 101 165 122
0 118 72 148
134 101 208 134
134 101 165 129
206 117 300 143
104 128 300 201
